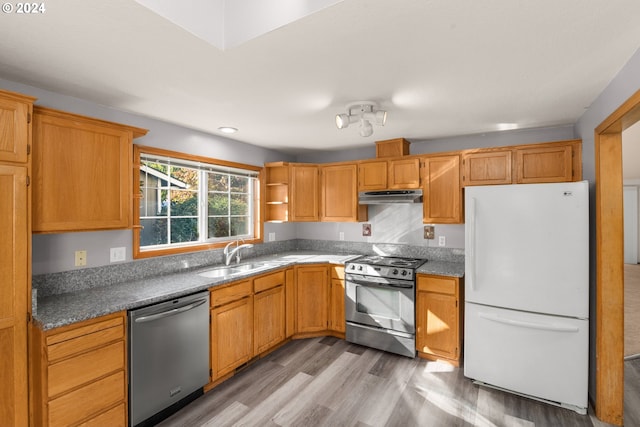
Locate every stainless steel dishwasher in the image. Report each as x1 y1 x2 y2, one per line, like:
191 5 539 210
129 291 209 427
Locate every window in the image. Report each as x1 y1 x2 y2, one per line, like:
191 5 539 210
134 146 262 258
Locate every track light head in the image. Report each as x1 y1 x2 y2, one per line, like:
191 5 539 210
359 119 373 137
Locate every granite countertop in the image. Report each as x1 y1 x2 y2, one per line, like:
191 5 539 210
34 251 464 331
416 260 465 278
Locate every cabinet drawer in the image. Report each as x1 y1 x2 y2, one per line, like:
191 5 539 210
48 370 125 427
210 280 252 307
48 341 125 398
417 275 456 295
76 403 126 427
47 321 124 362
331 265 345 280
254 271 285 293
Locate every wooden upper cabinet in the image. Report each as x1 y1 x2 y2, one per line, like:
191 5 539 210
375 138 410 158
290 164 319 221
264 162 289 222
320 163 367 222
462 140 581 186
514 144 576 183
32 107 147 232
422 155 462 224
0 89 35 164
462 150 512 186
388 157 421 189
358 160 387 191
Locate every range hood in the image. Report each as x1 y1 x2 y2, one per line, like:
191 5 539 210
358 189 423 205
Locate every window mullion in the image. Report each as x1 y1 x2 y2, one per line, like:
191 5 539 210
199 170 208 242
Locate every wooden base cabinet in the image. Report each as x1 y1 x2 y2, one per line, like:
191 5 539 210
295 265 329 334
253 272 286 355
328 266 346 334
31 312 128 427
416 275 463 366
210 280 253 380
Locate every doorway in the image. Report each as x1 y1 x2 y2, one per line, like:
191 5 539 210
595 89 640 425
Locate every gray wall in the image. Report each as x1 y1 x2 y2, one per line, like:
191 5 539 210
0 78 296 274
2 75 580 274
294 124 576 250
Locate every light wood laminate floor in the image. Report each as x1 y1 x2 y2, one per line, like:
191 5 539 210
158 337 628 427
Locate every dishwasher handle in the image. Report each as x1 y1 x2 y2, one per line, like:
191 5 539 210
134 298 207 323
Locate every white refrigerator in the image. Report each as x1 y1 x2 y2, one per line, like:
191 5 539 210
464 181 589 414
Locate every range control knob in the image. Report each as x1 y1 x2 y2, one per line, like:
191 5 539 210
401 270 408 276
392 269 399 275
349 264 355 270
358 265 363 271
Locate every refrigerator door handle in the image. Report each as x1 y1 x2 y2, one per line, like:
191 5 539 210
467 197 476 290
478 312 580 333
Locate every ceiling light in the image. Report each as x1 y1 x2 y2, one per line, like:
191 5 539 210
218 126 238 134
335 101 387 137
359 119 373 137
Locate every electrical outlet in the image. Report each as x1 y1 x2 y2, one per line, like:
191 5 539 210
339 232 345 241
438 236 446 247
110 247 126 263
424 225 435 239
75 250 87 267
269 232 276 242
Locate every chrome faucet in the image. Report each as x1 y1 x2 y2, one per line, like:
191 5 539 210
223 239 254 265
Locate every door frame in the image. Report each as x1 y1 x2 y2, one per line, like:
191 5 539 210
595 88 640 425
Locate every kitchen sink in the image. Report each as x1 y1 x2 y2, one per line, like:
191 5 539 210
198 262 275 279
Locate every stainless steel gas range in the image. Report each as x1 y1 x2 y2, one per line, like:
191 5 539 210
344 255 427 358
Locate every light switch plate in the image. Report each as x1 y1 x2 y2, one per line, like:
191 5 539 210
110 247 126 263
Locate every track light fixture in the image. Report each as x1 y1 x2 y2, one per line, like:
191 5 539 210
335 101 387 137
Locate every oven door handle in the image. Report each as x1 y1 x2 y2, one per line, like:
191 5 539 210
346 276 414 289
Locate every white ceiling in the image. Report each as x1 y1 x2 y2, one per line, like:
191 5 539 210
1 0 640 155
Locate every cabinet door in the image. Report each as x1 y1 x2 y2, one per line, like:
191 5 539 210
32 110 134 232
358 161 387 190
211 296 253 379
0 93 32 163
514 145 573 183
290 164 319 221
0 165 28 427
254 284 285 355
320 163 366 222
329 279 345 333
423 155 462 224
462 150 512 186
329 265 345 333
295 265 328 333
285 268 296 337
388 158 421 189
416 275 460 363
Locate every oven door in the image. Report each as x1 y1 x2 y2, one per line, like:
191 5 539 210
345 274 415 334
